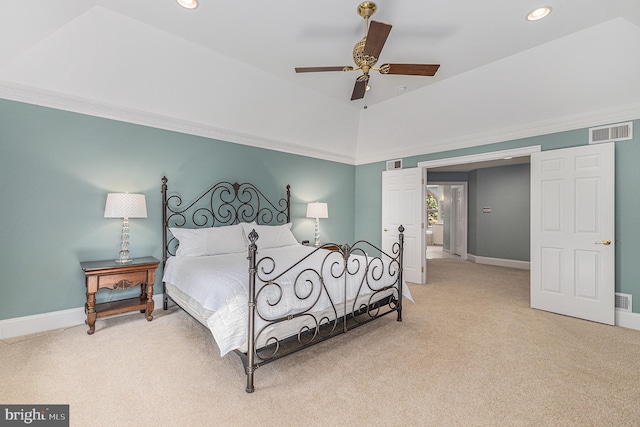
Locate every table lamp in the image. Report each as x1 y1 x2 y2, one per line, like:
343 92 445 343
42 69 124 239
104 193 147 264
306 202 328 247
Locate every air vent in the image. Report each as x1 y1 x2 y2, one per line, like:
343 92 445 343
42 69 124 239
589 122 633 144
615 292 632 312
386 159 403 170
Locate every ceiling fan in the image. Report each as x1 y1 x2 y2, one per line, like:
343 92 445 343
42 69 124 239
295 2 440 101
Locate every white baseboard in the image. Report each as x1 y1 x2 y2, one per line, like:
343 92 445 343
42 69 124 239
467 254 530 270
3 294 638 340
615 309 640 331
0 295 164 340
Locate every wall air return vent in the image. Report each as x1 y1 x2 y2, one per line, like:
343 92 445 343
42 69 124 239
615 292 632 312
589 122 633 144
386 159 403 170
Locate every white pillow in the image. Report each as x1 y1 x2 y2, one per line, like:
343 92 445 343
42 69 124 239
241 222 298 249
170 224 246 257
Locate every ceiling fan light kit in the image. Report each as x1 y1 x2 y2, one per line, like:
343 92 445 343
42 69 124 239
295 2 440 101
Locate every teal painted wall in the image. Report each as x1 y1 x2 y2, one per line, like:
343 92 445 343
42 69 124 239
0 99 355 320
427 167 530 260
472 164 530 261
2 97 639 319
355 122 640 313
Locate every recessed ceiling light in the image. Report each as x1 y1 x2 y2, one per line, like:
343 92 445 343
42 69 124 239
527 6 552 21
177 0 198 9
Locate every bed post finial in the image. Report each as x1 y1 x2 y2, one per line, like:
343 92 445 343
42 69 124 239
248 229 259 246
397 225 404 322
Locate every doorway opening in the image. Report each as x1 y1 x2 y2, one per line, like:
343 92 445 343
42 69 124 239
426 183 467 260
418 146 540 273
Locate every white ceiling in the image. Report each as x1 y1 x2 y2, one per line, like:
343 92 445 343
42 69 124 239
1 1 640 165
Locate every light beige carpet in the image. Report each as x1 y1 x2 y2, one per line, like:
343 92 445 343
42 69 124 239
2 258 640 426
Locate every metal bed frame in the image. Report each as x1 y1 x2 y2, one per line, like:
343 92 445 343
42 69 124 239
161 176 405 392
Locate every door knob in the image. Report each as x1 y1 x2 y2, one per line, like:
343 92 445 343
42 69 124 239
595 240 611 246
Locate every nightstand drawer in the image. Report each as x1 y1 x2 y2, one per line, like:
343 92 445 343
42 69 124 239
98 271 149 290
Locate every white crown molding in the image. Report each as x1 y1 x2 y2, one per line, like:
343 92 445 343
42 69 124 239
2 80 639 168
356 102 640 165
0 80 356 165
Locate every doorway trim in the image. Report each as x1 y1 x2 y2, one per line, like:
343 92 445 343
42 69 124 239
417 146 541 280
417 146 541 170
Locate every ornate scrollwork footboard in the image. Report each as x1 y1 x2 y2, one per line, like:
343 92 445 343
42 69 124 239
241 226 405 393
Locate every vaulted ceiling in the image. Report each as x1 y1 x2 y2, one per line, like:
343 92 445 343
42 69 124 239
1 1 640 165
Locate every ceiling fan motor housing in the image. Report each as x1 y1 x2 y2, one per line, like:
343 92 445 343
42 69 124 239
353 38 377 73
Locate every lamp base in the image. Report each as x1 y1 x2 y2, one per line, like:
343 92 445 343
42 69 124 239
116 248 132 264
314 218 321 247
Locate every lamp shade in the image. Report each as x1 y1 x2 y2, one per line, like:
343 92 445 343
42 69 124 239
306 202 328 219
104 193 147 218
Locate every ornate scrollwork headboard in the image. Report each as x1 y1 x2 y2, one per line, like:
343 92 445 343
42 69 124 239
161 176 291 263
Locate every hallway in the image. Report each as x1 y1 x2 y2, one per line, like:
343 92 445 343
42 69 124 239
426 245 460 260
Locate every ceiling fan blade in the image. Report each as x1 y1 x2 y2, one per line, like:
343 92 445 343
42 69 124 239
381 63 440 76
295 66 354 73
351 78 368 101
363 21 392 60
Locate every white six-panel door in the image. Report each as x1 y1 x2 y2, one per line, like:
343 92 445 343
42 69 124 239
382 168 426 284
530 142 615 324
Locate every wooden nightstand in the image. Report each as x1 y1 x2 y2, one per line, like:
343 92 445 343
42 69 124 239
303 241 341 251
321 244 341 251
80 256 160 335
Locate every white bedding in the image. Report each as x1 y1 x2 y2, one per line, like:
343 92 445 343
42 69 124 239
163 244 413 356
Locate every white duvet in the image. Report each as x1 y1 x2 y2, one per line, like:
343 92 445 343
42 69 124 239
162 244 413 356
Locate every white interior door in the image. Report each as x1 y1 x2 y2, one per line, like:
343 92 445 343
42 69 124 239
452 186 466 257
382 168 426 284
530 142 615 324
